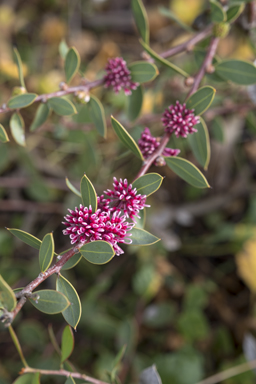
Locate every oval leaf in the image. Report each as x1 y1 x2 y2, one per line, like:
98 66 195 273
80 174 97 212
215 60 256 85
29 289 69 314
65 47 80 83
7 228 41 249
10 112 25 147
111 116 144 160
227 3 245 23
13 47 26 89
47 97 77 116
0 275 16 311
188 117 211 170
210 0 226 22
133 173 163 196
186 86 216 115
129 62 158 83
7 93 37 109
88 95 107 138
61 252 82 271
80 240 115 264
131 0 149 44
59 39 69 59
39 233 54 273
139 39 189 78
13 374 37 384
0 124 9 143
61 325 74 362
30 103 51 131
65 377 76 384
127 84 143 121
130 227 160 246
165 157 210 188
56 274 82 329
66 177 81 197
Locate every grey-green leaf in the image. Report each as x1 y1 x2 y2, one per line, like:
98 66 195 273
65 177 81 197
188 117 211 170
65 377 76 384
210 0 226 22
7 228 41 249
215 60 256 85
80 240 115 264
80 174 97 213
7 93 37 109
65 47 80 83
88 95 107 138
186 86 216 115
56 274 82 329
61 252 82 271
0 124 9 143
0 275 16 311
130 227 160 246
127 85 143 121
29 289 69 314
226 3 245 23
39 233 54 272
111 116 144 160
10 112 25 147
61 325 74 362
165 157 210 188
59 39 69 59
129 62 159 83
47 97 77 116
30 103 51 131
131 0 149 44
133 173 163 196
13 47 26 89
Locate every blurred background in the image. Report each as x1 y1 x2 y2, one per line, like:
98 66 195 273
1 0 256 383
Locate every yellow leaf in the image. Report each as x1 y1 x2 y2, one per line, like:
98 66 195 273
171 0 204 24
236 234 256 293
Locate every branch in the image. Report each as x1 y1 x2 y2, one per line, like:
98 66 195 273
21 367 109 384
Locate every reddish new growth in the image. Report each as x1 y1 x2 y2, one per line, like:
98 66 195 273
104 57 139 95
104 177 150 221
138 127 180 165
162 101 200 138
63 205 134 256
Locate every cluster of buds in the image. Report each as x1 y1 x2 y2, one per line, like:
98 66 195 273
104 57 139 95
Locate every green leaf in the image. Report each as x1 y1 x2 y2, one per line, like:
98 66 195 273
29 289 69 314
13 47 26 89
165 157 210 188
130 227 160 246
215 60 256 85
80 240 115 264
88 95 107 138
135 208 146 229
39 233 54 272
226 3 245 23
10 112 25 147
186 86 216 115
0 124 9 143
61 252 82 271
113 345 127 369
210 0 226 22
59 39 69 59
111 116 144 160
133 173 163 196
56 274 82 329
7 93 37 109
65 177 81 197
158 6 193 32
139 39 189 78
13 374 37 384
61 325 74 362
47 97 77 116
131 0 149 44
129 61 159 83
127 85 143 121
0 275 16 311
65 377 76 384
7 228 41 249
80 174 97 212
30 103 51 131
211 116 225 142
188 117 211 170
65 47 80 83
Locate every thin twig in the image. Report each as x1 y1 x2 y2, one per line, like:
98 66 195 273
21 367 109 384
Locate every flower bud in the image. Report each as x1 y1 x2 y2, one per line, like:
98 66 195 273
213 22 230 38
12 86 26 96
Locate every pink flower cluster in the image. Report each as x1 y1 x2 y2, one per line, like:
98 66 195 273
63 178 149 255
138 127 180 165
162 101 200 138
104 57 139 95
